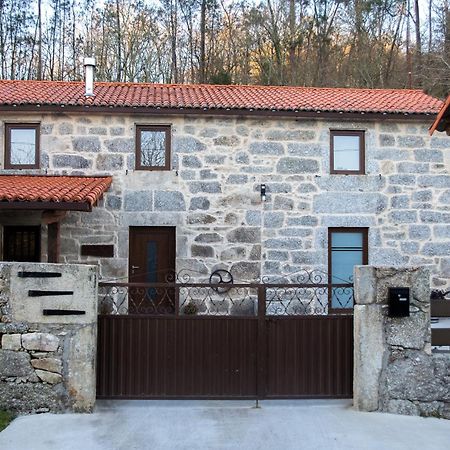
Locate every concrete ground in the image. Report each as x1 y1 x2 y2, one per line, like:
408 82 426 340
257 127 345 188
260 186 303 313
1 400 450 450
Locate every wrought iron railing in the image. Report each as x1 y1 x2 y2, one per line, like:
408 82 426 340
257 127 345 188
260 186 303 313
98 269 354 316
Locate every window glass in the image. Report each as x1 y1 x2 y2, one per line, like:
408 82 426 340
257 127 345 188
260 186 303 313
333 135 360 171
140 130 166 167
9 128 37 165
330 230 366 309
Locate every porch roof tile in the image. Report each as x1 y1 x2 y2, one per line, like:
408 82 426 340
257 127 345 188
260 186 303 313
0 175 112 211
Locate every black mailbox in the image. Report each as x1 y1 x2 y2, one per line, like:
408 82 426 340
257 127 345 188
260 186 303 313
388 287 410 317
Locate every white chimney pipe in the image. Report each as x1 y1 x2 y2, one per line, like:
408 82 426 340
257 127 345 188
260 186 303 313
84 57 96 97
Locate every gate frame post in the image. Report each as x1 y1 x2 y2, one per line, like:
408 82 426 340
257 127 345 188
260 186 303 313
257 285 267 400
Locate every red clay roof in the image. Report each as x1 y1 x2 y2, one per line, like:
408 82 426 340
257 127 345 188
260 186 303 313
0 175 112 211
0 80 442 115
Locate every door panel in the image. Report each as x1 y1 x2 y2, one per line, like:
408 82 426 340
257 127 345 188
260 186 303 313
129 227 176 314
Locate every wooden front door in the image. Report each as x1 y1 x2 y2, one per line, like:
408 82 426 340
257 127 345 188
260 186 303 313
129 227 176 314
3 226 41 262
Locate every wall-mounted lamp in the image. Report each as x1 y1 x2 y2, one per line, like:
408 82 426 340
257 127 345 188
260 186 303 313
260 184 266 202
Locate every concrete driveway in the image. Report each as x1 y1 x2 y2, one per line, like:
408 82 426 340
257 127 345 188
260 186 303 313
1 400 449 450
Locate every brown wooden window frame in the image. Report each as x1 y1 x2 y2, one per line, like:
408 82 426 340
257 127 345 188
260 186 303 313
330 130 365 175
4 123 40 169
328 227 368 313
135 125 171 171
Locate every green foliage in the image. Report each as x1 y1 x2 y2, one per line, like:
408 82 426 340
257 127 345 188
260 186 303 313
0 410 14 432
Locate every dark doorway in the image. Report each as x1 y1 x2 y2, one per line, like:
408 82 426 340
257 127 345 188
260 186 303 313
128 227 176 314
3 225 41 262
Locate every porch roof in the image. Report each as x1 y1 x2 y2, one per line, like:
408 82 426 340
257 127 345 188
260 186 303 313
0 175 112 211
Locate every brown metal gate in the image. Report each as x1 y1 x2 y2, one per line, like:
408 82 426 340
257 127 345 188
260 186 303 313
97 274 353 399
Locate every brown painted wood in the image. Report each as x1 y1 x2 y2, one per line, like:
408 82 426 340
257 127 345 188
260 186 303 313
4 123 40 169
0 201 91 211
432 328 450 346
47 222 60 263
81 244 114 257
3 225 41 262
128 227 176 314
431 300 450 317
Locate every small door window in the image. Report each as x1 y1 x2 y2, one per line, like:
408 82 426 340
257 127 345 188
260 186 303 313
328 228 368 310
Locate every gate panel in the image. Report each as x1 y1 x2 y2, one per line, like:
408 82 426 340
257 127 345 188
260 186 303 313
265 315 353 398
97 315 258 399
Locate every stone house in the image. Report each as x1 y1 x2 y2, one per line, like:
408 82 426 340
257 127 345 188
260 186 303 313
0 72 449 308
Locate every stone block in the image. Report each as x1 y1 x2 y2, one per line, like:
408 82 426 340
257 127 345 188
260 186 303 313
419 211 450 223
35 369 63 385
230 262 260 281
226 174 248 184
246 211 261 226
263 212 284 228
186 213 217 224
235 152 249 164
200 169 218 179
287 216 318 226
96 154 124 170
31 357 62 374
397 162 428 173
124 191 152 211
72 136 100 152
194 233 222 243
313 193 387 214
418 175 450 188
1 334 22 350
353 266 377 305
397 136 425 147
53 154 91 169
287 143 323 157
276 157 319 174
353 304 384 412
105 138 134 153
227 227 260 244
265 238 302 250
22 333 59 352
422 242 450 257
249 142 284 155
106 195 122 210
154 191 186 211
191 244 214 258
388 210 417 224
173 136 206 153
266 130 315 141
213 135 240 146
414 149 443 162
273 196 294 210
182 155 202 168
188 181 222 194
220 247 246 260
0 350 33 377
189 197 210 210
385 312 430 350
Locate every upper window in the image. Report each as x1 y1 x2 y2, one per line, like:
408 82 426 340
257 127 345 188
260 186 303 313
330 130 365 174
4 124 40 169
136 125 171 171
328 228 368 310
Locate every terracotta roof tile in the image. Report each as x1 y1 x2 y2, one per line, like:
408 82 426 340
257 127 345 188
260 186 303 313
0 80 442 115
0 175 112 209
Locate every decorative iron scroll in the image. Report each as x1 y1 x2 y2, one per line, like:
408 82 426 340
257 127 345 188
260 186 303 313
98 269 354 316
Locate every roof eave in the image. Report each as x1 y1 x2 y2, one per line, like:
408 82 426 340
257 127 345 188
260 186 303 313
0 104 438 121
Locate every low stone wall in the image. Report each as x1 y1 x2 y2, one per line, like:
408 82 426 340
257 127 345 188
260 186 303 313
353 266 450 419
0 262 97 413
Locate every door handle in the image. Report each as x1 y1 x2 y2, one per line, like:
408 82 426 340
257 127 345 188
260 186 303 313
131 265 140 274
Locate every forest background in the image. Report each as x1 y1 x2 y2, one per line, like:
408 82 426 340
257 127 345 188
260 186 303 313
0 0 449 98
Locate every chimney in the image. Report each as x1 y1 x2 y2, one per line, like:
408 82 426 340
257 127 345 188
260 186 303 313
84 57 96 97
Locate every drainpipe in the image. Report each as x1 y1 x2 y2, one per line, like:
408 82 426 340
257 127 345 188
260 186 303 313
84 57 96 97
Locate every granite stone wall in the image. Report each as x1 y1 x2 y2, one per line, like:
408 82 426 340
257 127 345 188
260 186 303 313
0 262 97 413
353 265 450 419
0 113 449 287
